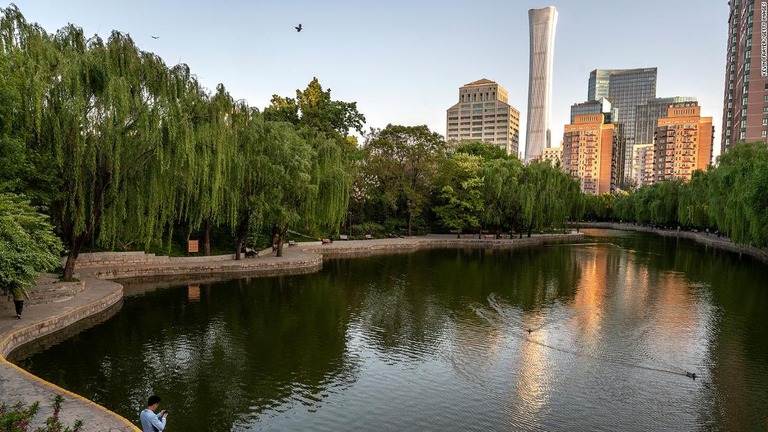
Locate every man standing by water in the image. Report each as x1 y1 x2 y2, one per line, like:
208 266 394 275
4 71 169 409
140 395 168 432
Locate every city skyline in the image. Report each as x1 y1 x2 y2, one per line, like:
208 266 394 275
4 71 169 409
9 0 726 159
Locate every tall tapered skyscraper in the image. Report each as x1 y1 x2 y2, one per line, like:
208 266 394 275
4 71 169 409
525 6 557 162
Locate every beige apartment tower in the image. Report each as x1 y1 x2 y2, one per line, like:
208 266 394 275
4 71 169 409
631 144 655 187
541 147 563 167
654 102 713 182
446 79 521 155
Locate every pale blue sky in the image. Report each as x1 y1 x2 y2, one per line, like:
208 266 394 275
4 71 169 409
10 0 727 157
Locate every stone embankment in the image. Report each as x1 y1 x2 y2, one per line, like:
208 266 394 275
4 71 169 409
0 233 581 431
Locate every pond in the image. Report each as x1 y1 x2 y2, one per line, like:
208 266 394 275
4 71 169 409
13 229 768 431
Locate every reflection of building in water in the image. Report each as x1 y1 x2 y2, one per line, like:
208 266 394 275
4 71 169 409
506 328 551 428
188 284 200 301
570 243 709 378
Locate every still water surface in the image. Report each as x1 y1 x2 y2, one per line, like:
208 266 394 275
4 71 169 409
15 229 768 431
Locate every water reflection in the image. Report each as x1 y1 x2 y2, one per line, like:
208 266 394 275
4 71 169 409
14 231 768 431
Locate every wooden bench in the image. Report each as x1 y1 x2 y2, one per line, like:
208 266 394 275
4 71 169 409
243 248 258 258
462 234 474 239
364 234 373 240
321 238 333 245
483 234 496 239
339 235 349 241
288 240 297 247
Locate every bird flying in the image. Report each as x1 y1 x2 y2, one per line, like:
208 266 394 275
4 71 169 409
151 35 159 39
295 24 302 32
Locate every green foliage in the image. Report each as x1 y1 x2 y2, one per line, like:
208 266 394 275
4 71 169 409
594 141 768 248
454 141 510 161
517 162 580 236
0 395 83 432
433 153 484 232
362 124 446 235
0 193 62 294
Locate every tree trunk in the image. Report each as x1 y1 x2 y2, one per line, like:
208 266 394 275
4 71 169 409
233 217 249 261
527 225 533 238
203 217 212 256
276 225 288 257
63 234 87 280
234 236 244 261
407 212 413 237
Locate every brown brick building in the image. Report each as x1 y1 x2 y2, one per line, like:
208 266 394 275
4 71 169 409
721 0 768 153
563 114 622 195
654 103 713 182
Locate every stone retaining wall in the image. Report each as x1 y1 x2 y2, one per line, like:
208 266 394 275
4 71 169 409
0 284 123 358
90 255 323 280
301 234 581 257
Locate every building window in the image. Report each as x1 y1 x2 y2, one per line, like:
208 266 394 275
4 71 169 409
763 131 767 138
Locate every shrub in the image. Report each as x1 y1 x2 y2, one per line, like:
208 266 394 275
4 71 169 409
0 395 83 432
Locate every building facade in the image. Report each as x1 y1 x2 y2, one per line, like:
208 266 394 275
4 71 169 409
635 96 698 146
446 79 521 155
721 0 768 153
631 144 655 187
570 98 617 124
562 113 622 195
541 146 563 167
587 68 657 181
525 6 558 162
654 102 714 182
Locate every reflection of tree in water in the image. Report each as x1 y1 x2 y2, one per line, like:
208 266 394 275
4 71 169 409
19 274 361 432
326 255 450 359
328 247 583 361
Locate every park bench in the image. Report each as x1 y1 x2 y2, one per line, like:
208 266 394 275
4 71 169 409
364 234 373 240
288 240 297 247
483 234 496 239
243 247 258 258
339 234 349 241
462 234 474 239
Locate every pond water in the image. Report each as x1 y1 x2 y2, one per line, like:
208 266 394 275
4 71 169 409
14 229 768 431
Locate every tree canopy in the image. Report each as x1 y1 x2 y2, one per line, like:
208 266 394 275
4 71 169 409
0 193 62 293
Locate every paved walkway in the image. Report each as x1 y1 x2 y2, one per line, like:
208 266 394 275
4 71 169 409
0 233 581 431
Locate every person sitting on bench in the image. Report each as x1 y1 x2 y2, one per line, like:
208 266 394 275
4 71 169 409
243 247 258 258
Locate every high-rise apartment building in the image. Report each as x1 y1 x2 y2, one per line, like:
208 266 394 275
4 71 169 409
654 102 713 182
570 98 617 124
541 146 563 167
721 0 768 153
562 113 622 195
635 97 698 145
587 68 657 181
631 144 655 187
525 6 558 162
446 79 521 155
569 99 625 182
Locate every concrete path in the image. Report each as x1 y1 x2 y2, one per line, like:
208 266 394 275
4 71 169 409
0 233 581 431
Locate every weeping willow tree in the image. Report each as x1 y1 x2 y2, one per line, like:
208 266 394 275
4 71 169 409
481 157 524 235
517 161 578 237
1 7 189 279
299 131 350 237
170 82 238 255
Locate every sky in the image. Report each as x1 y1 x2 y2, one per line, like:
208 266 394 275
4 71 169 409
9 0 728 158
